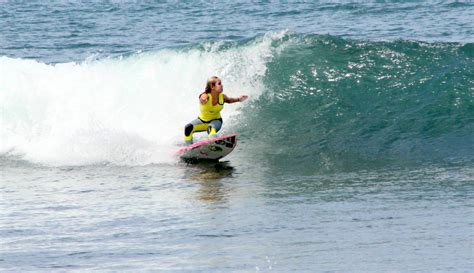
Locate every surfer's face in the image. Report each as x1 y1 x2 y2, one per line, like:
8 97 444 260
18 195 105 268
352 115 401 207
214 80 223 92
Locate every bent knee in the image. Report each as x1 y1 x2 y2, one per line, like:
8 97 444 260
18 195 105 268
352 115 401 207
184 123 193 136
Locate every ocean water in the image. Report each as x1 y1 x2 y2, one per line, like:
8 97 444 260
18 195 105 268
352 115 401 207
1 1 473 271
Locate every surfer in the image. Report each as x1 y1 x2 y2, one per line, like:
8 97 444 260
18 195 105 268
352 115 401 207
184 76 248 145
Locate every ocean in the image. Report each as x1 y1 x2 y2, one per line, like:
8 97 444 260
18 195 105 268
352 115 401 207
1 1 473 271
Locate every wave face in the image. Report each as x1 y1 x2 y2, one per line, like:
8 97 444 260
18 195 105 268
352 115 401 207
238 34 473 172
1 33 473 169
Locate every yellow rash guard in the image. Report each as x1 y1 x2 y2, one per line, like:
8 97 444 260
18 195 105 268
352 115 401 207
198 92 224 122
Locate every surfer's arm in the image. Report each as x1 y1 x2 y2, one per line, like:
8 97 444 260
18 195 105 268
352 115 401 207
224 95 248 104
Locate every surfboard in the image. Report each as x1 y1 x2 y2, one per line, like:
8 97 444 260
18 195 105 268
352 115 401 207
177 134 237 162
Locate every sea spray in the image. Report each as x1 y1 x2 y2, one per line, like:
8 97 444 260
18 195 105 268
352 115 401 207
0 33 287 165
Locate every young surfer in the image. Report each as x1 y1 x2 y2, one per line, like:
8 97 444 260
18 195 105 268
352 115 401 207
184 76 248 145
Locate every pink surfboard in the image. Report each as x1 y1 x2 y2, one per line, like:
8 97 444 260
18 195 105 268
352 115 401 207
177 134 238 161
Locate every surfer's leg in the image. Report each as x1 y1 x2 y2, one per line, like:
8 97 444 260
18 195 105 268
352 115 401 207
184 119 208 145
207 118 222 138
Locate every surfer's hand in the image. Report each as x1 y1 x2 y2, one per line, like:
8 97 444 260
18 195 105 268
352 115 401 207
200 93 209 104
239 95 248 102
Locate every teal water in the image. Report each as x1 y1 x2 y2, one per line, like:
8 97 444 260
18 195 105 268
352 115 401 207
240 35 473 173
1 1 473 271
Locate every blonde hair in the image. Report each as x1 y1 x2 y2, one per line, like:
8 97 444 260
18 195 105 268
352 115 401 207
204 76 221 93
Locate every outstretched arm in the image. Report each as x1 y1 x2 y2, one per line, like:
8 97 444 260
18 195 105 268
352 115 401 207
224 95 248 104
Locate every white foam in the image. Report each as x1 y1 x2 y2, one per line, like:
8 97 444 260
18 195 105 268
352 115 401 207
0 33 286 166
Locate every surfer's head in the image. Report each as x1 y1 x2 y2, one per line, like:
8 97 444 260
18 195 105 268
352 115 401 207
205 76 223 93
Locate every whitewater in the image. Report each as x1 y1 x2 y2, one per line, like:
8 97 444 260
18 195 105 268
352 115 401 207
1 34 279 166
